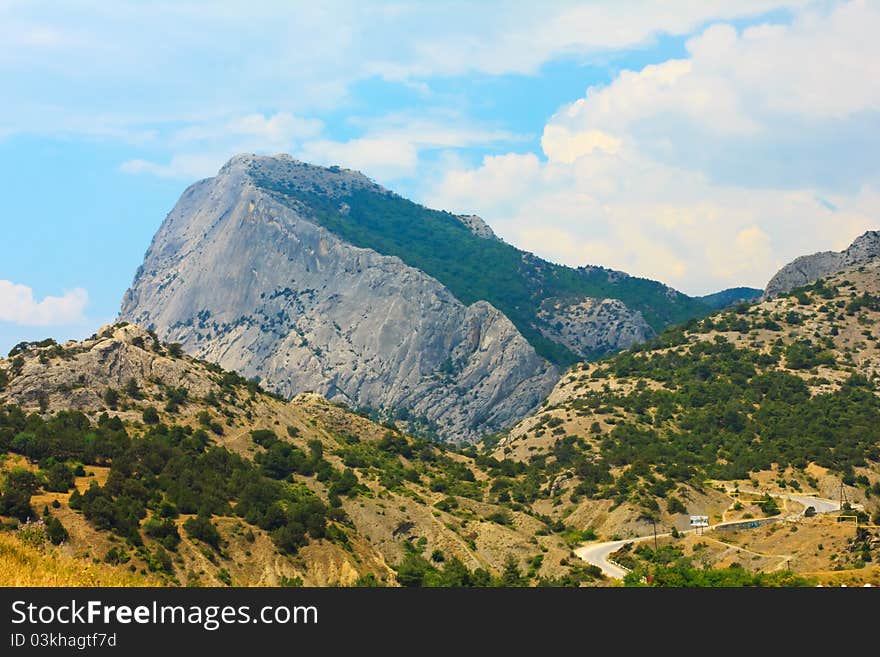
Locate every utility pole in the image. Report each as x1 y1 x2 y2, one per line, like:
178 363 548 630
652 517 658 552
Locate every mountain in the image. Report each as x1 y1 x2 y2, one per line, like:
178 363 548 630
0 324 597 586
120 154 707 441
696 287 762 309
494 260 880 554
2 264 878 585
764 230 880 298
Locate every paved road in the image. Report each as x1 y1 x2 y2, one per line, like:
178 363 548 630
575 492 841 579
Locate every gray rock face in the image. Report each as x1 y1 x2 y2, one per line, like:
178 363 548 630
456 214 498 240
120 154 558 441
765 230 880 298
534 297 654 358
0 324 216 413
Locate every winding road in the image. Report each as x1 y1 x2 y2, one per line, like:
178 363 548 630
574 491 841 579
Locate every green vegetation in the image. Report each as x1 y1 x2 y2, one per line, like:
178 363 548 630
0 406 338 561
561 337 880 500
620 543 814 587
252 175 709 364
696 287 763 310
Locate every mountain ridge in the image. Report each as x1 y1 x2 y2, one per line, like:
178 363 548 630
764 230 880 298
120 153 709 441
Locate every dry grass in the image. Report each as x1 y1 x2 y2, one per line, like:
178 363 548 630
0 532 156 587
808 566 880 587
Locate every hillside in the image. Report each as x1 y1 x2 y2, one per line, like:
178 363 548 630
3 270 879 587
491 262 880 557
696 287 763 310
0 324 602 587
120 154 708 442
764 230 880 298
246 155 706 362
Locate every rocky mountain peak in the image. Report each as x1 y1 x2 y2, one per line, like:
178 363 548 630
119 158 560 441
219 152 384 200
456 214 499 240
845 230 880 264
764 229 880 298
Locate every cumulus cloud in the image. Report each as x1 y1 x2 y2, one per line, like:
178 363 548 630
541 127 622 163
429 147 877 294
121 111 325 179
299 137 420 181
123 110 518 182
0 281 88 326
426 2 880 295
298 115 519 181
547 2 880 190
1 1 810 143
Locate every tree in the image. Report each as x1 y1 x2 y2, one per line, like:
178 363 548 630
667 496 687 514
124 378 141 399
396 554 433 587
0 487 33 521
500 555 527 587
44 515 69 545
142 406 160 424
103 387 119 410
184 513 222 550
1 468 39 519
758 495 780 516
44 463 74 492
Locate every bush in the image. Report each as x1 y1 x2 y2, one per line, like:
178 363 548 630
44 515 69 545
183 514 222 551
486 509 512 525
148 546 174 574
250 429 277 447
144 517 181 551
103 388 119 410
44 463 74 493
104 547 129 565
758 495 780 516
666 496 687 514
142 406 160 424
124 378 141 399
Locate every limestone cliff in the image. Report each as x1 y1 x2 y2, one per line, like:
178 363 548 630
534 297 654 358
120 155 558 441
764 230 880 298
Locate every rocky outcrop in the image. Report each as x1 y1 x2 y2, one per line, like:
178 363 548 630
764 230 880 298
0 324 217 414
456 214 498 240
534 297 654 358
120 155 558 441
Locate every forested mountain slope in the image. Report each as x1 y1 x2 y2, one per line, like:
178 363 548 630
493 262 880 538
120 154 708 441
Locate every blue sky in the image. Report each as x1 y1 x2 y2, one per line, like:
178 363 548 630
2 1 878 355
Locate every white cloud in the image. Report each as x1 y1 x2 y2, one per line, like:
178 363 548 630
423 2 880 295
0 1 810 142
172 112 324 147
123 110 519 182
364 0 812 78
297 115 519 181
299 137 420 181
541 126 621 163
0 281 88 326
120 111 326 179
120 154 226 179
546 2 880 189
428 145 878 294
